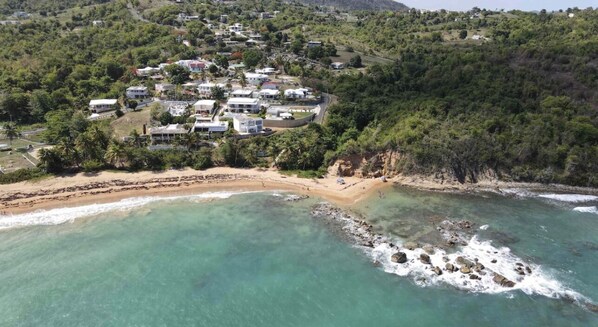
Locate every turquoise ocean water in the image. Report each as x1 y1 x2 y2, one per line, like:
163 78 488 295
0 187 597 326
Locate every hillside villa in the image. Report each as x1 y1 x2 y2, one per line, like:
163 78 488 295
89 99 118 113
226 98 260 113
126 86 149 99
194 100 218 116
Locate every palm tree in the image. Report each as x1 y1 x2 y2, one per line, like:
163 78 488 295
1 122 21 146
175 132 198 152
104 141 128 168
239 72 247 88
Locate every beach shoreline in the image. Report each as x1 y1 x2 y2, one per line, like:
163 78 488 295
1 167 597 216
0 168 389 215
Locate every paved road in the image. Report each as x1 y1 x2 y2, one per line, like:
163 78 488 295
314 93 335 124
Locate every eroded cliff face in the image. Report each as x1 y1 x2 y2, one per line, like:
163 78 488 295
329 150 501 184
328 151 401 178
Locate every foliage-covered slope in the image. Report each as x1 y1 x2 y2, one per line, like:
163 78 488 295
293 0 407 11
326 10 598 186
0 0 110 15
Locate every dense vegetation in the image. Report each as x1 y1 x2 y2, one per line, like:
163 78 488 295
0 0 110 16
0 0 596 187
295 0 407 11
327 9 598 186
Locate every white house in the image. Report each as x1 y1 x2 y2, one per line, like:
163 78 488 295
233 116 263 134
155 83 175 94
149 124 189 143
176 60 205 73
194 100 217 116
89 99 118 113
136 67 160 77
255 67 276 75
259 89 280 100
227 98 260 113
198 82 226 97
230 89 254 98
229 23 243 33
331 62 345 70
193 121 229 134
13 11 29 19
168 103 188 117
126 86 149 99
245 73 268 85
284 89 308 99
92 20 104 26
307 41 322 48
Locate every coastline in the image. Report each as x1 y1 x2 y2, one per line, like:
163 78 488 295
2 168 597 216
0 168 389 215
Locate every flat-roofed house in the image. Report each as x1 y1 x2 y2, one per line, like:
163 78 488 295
230 89 254 98
226 98 260 113
245 73 268 85
193 121 229 135
149 124 189 143
307 41 322 48
259 89 279 100
89 99 118 113
155 83 175 94
194 100 217 116
126 86 149 99
233 116 263 134
198 82 226 98
136 67 160 77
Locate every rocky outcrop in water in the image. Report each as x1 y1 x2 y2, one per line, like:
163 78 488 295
310 203 522 290
391 252 407 263
493 274 516 288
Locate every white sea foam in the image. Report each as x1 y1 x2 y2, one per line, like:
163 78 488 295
572 206 598 214
537 194 598 203
479 224 489 230
500 188 536 198
368 236 587 302
0 191 251 231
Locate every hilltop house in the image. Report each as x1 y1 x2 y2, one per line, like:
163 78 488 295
126 86 149 99
227 98 260 113
229 23 243 33
255 67 276 75
233 116 263 134
89 99 118 113
245 73 268 85
198 82 226 97
136 67 160 77
176 60 205 73
331 62 345 70
155 83 175 94
307 41 322 48
284 88 308 99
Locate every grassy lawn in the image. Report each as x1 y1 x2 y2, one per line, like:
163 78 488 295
111 108 152 139
0 138 42 173
292 111 314 119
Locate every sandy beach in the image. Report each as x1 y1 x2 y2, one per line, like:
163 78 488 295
2 167 597 216
0 168 391 215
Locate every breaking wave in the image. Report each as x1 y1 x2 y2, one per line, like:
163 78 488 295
537 194 598 203
0 191 255 231
370 236 586 302
573 206 598 214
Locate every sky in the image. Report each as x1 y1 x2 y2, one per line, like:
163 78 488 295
398 1 597 11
